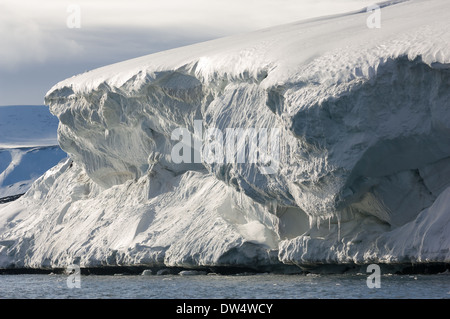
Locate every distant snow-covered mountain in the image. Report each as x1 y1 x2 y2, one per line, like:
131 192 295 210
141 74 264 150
0 105 67 198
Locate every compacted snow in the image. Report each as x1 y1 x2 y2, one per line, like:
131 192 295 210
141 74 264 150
0 0 449 271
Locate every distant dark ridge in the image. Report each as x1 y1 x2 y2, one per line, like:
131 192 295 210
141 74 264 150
0 193 25 204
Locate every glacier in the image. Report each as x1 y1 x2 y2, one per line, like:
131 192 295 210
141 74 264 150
0 105 67 198
0 0 449 273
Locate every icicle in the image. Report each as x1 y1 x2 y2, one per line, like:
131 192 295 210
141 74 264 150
328 216 331 231
308 215 314 229
271 199 278 214
337 213 341 242
316 217 320 230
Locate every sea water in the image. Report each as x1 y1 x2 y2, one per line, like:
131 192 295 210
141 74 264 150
0 273 449 299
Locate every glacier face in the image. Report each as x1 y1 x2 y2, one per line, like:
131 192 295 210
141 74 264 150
0 0 449 271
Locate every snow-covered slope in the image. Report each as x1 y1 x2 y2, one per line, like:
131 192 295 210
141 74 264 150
0 146 67 198
0 106 67 198
0 0 449 271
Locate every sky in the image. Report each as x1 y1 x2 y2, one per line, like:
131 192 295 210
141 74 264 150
0 0 376 106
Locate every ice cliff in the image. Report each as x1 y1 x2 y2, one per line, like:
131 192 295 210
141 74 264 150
0 0 449 272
